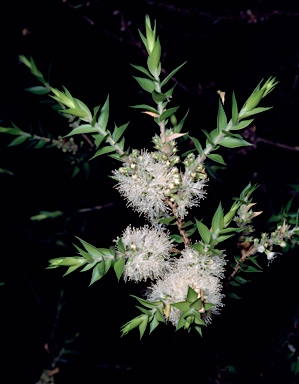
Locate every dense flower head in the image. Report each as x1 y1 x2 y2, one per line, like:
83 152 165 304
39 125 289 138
175 175 207 218
116 225 174 282
147 261 225 326
113 150 207 221
176 247 226 278
113 150 177 221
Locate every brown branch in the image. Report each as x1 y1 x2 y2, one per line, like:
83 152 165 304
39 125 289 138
256 137 299 152
165 199 191 247
225 244 257 287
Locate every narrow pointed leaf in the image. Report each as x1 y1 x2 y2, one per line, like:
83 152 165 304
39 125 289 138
112 122 129 143
139 319 148 339
174 109 189 133
25 86 50 95
147 37 161 76
161 62 187 87
232 91 238 124
130 64 155 79
76 237 104 259
195 219 211 244
230 119 254 130
130 104 159 114
133 77 156 93
217 99 227 132
219 136 251 148
61 108 88 118
114 257 125 281
90 146 115 160
211 203 224 232
160 107 179 121
187 286 198 302
89 262 105 286
98 96 109 129
189 135 203 154
8 136 28 146
207 154 226 165
64 124 97 137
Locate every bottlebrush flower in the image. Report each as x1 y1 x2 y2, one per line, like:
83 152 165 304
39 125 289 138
147 262 225 326
113 151 176 221
117 225 174 282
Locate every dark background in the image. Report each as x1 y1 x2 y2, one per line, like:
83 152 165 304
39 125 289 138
1 1 299 383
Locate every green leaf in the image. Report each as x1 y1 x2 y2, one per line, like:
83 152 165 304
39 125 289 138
149 315 160 334
74 99 92 119
117 237 125 254
169 234 184 243
207 153 226 165
147 37 161 76
104 259 112 274
25 86 50 95
232 91 238 124
240 265 263 273
8 135 28 146
89 262 105 286
76 237 104 259
161 62 187 87
63 264 85 276
195 219 211 244
61 108 89 118
217 233 237 242
160 107 179 121
190 298 203 310
187 286 198 302
130 104 159 114
247 94 274 115
203 302 215 311
189 135 203 154
202 130 214 146
230 119 254 130
34 140 47 149
64 124 97 137
0 126 23 135
131 296 161 309
138 30 149 53
217 99 227 132
211 203 224 232
158 216 176 224
227 292 242 299
30 210 64 221
91 104 101 126
174 109 189 133
133 77 156 93
98 96 109 130
152 91 167 103
90 146 115 160
130 64 155 80
114 257 125 281
181 220 194 229
139 318 148 339
171 301 190 311
234 275 249 284
247 256 263 269
164 84 176 98
80 261 97 272
219 136 251 148
112 122 129 143
218 227 242 234
192 242 205 254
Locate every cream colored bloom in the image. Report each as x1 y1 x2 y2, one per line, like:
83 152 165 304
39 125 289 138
117 225 174 282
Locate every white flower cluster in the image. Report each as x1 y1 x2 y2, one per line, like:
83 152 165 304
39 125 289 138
116 225 174 282
147 248 226 326
113 150 207 222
